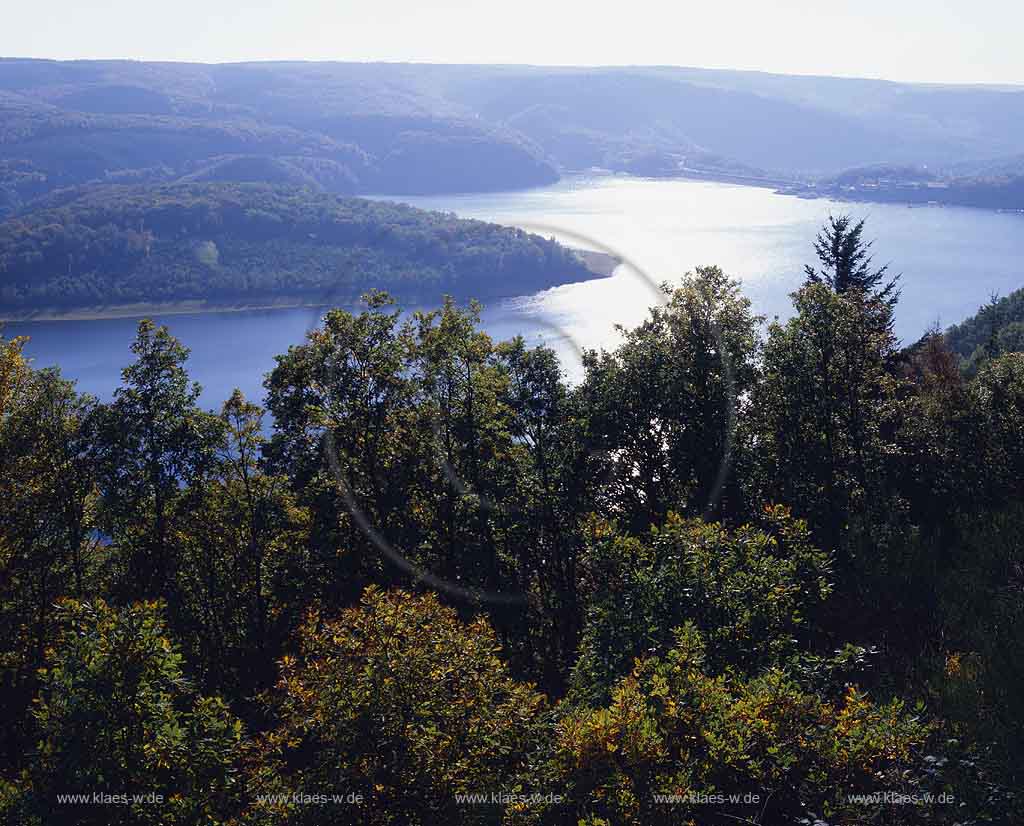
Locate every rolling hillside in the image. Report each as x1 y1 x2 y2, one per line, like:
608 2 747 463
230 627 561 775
2 60 1023 214
0 182 600 318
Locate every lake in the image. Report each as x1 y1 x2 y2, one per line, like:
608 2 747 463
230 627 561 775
7 175 1023 408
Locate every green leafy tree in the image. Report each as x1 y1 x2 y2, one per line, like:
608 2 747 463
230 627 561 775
494 336 590 690
570 506 832 704
550 625 937 826
255 587 548 826
264 293 582 689
578 267 761 531
22 599 246 826
87 320 224 599
0 334 97 772
971 353 1024 501
263 292 418 605
746 282 905 574
407 297 518 597
172 390 311 698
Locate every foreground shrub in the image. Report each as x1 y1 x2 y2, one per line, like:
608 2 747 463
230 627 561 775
20 599 246 826
253 587 549 825
551 625 938 826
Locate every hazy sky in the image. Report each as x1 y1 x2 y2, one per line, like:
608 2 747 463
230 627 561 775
2 0 1021 85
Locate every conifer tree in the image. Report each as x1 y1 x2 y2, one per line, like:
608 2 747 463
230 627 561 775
804 214 900 306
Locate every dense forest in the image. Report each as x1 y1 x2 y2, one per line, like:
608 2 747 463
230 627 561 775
945 285 1024 372
1 217 1023 825
0 183 596 315
2 59 1024 213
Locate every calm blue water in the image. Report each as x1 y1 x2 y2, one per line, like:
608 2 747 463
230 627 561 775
7 176 1023 409
4 304 545 411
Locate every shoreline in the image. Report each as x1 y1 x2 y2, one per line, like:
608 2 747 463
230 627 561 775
0 249 620 324
665 170 1024 214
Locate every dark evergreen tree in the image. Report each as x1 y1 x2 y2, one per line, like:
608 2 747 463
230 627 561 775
804 214 900 306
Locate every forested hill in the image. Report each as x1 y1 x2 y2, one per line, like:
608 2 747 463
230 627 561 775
945 286 1024 369
0 183 598 317
2 59 1024 211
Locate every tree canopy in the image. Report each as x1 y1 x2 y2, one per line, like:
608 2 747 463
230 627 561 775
1 215 1022 824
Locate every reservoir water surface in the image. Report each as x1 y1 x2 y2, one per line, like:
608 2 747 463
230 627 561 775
8 176 1023 407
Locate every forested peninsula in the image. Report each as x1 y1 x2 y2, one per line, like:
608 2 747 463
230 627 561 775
0 183 610 319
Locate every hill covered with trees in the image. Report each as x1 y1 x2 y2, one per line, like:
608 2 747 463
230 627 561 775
943 286 1024 373
0 182 599 317
2 59 1024 213
1 217 1022 824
